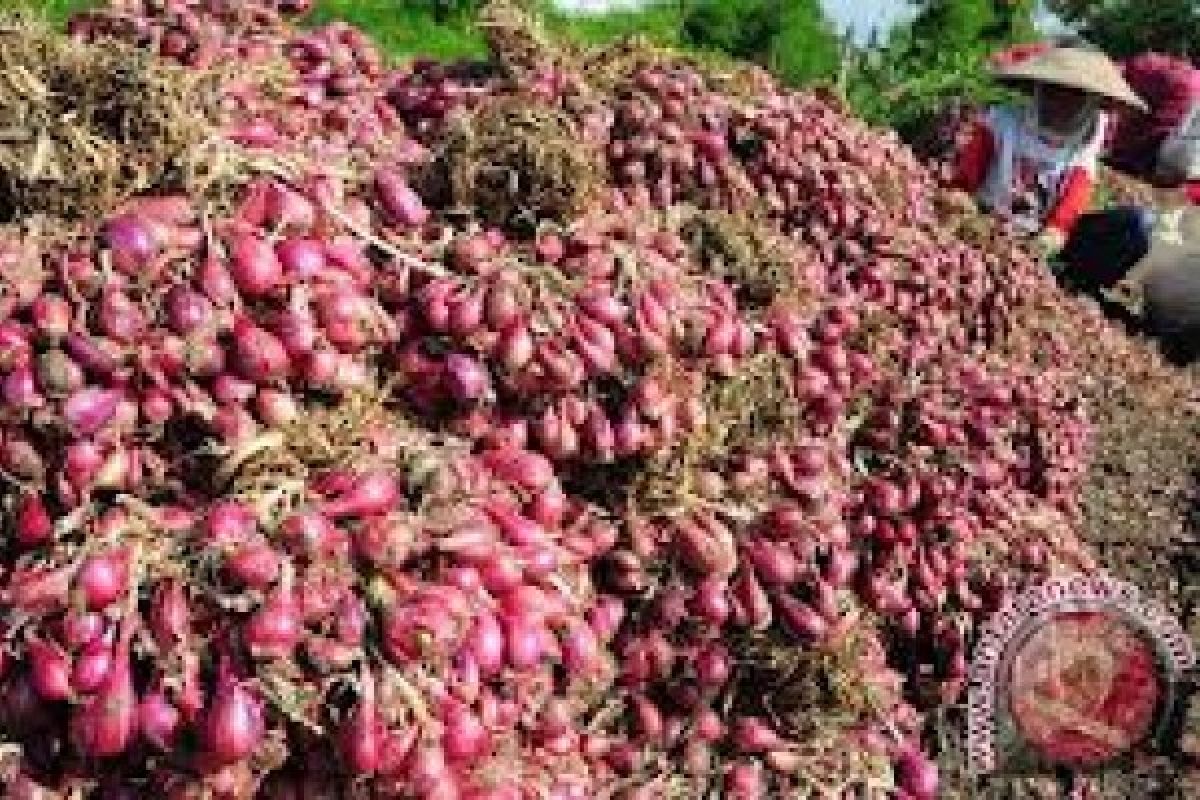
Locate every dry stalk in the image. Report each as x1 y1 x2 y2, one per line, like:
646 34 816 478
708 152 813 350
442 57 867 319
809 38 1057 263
0 12 219 220
421 94 601 235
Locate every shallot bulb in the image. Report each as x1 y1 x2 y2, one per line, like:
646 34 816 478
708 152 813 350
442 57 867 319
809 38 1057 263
105 214 159 273
202 660 264 765
339 665 384 774
71 618 136 757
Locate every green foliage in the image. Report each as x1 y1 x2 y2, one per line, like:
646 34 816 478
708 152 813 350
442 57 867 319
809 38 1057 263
1048 0 1200 59
425 0 486 24
909 0 1036 53
677 0 841 87
767 0 842 87
844 0 1034 141
0 0 92 25
681 0 775 59
542 0 841 88
540 1 687 49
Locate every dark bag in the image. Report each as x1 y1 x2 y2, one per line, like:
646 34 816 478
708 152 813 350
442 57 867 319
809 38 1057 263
1143 255 1200 362
1058 206 1155 289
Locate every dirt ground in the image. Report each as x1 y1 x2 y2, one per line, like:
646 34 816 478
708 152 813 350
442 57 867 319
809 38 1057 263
1084 170 1198 647
932 167 1200 799
1073 323 1199 798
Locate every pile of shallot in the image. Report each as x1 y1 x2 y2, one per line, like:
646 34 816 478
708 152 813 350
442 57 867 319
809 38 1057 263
0 1 1142 798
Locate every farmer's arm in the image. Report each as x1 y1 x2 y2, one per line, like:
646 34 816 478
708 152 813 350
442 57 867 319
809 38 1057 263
1043 166 1094 242
1043 112 1108 250
953 119 995 193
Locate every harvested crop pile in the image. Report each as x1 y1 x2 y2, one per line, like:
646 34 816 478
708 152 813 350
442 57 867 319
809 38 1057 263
0 1 1191 798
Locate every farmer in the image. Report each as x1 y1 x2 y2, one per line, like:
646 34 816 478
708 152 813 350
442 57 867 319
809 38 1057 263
956 41 1200 358
953 40 1152 284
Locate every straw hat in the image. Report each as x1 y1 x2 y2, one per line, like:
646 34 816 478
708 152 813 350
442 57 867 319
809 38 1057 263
993 47 1148 112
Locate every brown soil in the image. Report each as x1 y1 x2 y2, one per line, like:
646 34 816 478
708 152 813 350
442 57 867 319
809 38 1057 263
1074 336 1199 795
926 164 1200 798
